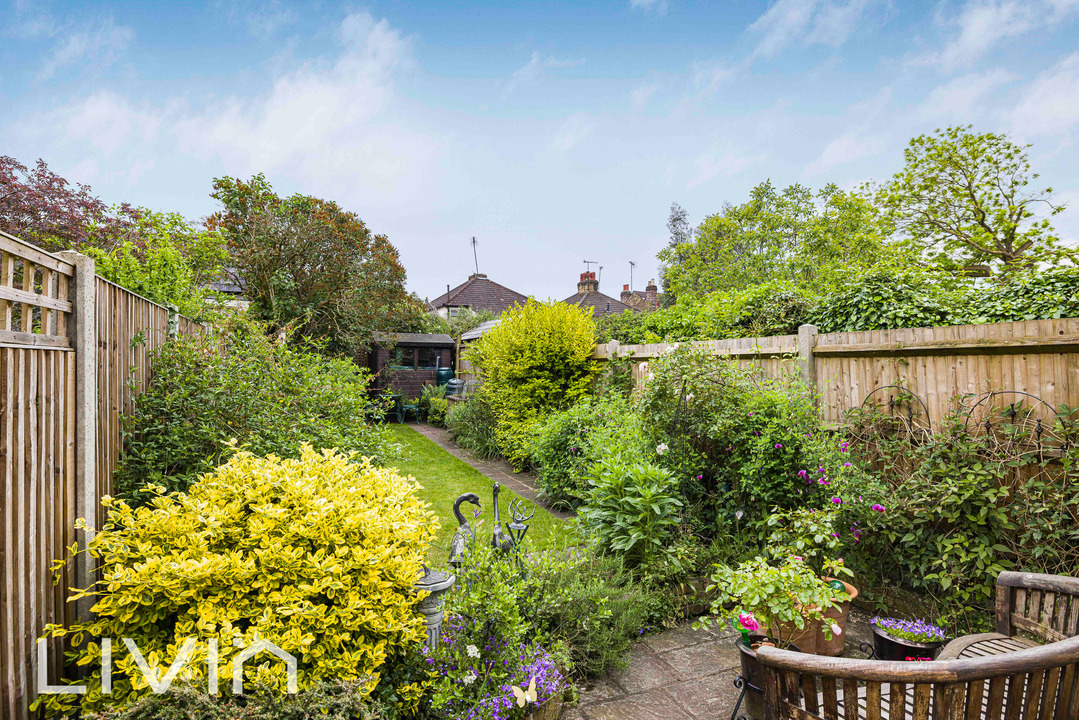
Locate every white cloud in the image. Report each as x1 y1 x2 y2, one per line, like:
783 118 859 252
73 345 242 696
747 0 872 58
1010 53 1079 137
506 52 584 93
630 0 670 15
630 82 660 110
692 62 734 98
686 144 761 188
917 68 1017 119
804 87 892 176
549 113 594 154
240 0 295 38
907 0 1079 71
37 16 134 79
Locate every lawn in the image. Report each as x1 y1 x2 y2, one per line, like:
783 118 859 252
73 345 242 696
384 424 574 562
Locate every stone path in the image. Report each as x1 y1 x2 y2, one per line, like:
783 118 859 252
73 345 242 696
408 422 575 520
567 624 745 720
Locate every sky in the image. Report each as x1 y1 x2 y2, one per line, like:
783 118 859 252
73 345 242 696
3 0 1079 303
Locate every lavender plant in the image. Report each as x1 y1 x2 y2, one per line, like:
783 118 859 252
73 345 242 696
871 617 946 644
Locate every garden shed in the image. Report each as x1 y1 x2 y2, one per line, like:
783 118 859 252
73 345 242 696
369 331 456 397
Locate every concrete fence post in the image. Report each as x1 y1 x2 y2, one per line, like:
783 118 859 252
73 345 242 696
58 251 97 623
797 323 818 392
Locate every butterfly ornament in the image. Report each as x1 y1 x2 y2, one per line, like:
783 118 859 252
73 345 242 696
512 676 538 715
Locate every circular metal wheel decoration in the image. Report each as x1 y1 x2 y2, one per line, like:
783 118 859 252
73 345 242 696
850 385 932 446
961 390 1064 454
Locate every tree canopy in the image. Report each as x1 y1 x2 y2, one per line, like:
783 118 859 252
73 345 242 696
208 174 424 356
878 126 1068 274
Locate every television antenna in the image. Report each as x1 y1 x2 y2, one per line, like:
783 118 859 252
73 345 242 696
583 260 599 274
629 261 637 290
598 265 604 284
471 237 479 275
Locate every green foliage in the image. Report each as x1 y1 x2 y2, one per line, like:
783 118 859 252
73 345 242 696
466 300 598 469
115 313 388 501
760 506 846 578
85 682 383 720
522 548 658 678
878 126 1070 271
37 447 436 717
659 181 893 299
701 556 844 648
531 395 645 508
636 345 824 529
418 383 448 421
964 265 1079 323
427 397 449 428
424 308 497 340
578 457 683 569
445 394 501 460
87 210 228 317
208 174 425 357
808 271 957 333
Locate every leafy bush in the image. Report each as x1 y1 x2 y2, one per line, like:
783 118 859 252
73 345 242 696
465 300 598 468
419 383 448 421
531 395 645 508
37 447 436 717
636 345 824 530
809 272 956 333
445 393 500 459
427 396 449 428
87 210 228 318
578 457 683 568
115 314 387 501
85 681 383 720
521 548 659 678
964 265 1079 324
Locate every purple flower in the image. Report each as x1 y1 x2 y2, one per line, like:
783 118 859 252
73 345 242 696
843 462 852 467
872 503 885 513
775 443 783 449
831 497 842 505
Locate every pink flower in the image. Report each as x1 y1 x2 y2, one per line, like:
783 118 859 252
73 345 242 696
872 503 885 513
775 443 783 449
831 497 842 505
843 462 852 467
738 612 760 633
792 556 803 561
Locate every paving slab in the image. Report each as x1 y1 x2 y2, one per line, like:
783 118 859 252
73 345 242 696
665 667 743 720
584 689 693 720
659 639 742 681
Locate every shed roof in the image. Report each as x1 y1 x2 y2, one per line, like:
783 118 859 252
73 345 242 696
371 332 455 347
460 318 502 342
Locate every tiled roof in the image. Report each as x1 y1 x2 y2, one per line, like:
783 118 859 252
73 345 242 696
562 291 638 318
430 275 528 314
371 332 455 347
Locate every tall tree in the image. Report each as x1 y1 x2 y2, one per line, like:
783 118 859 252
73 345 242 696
0 156 137 250
658 181 892 298
878 126 1067 274
208 174 424 356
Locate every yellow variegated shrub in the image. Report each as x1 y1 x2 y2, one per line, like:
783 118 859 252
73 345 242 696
37 445 437 716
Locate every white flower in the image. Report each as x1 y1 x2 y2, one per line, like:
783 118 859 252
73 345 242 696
831 623 843 636
685 393 694 401
647 372 655 381
462 671 477 685
656 443 668 455
466 644 480 658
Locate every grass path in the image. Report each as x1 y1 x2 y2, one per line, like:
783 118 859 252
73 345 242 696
385 425 573 562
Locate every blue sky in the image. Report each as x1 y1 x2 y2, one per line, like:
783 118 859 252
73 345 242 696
3 0 1079 302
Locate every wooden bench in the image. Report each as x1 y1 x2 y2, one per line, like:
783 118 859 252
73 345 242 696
755 571 1079 719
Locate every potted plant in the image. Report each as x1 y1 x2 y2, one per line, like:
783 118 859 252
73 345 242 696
763 505 861 656
697 556 845 719
870 617 947 660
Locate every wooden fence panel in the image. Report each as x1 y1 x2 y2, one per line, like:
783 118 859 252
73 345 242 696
0 232 76 720
595 319 1079 430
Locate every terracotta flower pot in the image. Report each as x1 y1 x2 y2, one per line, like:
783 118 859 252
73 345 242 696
815 579 858 656
768 615 820 655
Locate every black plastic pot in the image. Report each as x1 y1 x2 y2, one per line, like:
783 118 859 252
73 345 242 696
735 634 803 719
871 625 944 661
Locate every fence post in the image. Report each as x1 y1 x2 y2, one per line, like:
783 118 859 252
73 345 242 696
167 303 179 338
797 323 818 391
58 251 97 623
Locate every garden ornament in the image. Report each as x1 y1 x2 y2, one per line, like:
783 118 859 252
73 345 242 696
448 492 481 568
507 497 536 574
491 482 515 553
413 564 456 650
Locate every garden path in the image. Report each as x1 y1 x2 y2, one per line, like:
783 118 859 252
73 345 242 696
409 423 575 520
567 610 876 720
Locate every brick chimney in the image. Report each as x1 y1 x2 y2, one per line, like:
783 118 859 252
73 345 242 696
645 279 658 309
620 283 635 304
468 273 488 280
577 271 598 293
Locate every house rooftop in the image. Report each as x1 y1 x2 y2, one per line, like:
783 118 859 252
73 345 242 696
562 272 637 318
430 274 528 315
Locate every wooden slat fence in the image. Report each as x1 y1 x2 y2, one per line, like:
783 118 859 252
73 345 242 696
0 231 76 720
595 319 1079 431
0 230 207 720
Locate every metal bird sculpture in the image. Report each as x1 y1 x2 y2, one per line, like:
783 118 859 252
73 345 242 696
491 483 515 553
448 492 481 568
